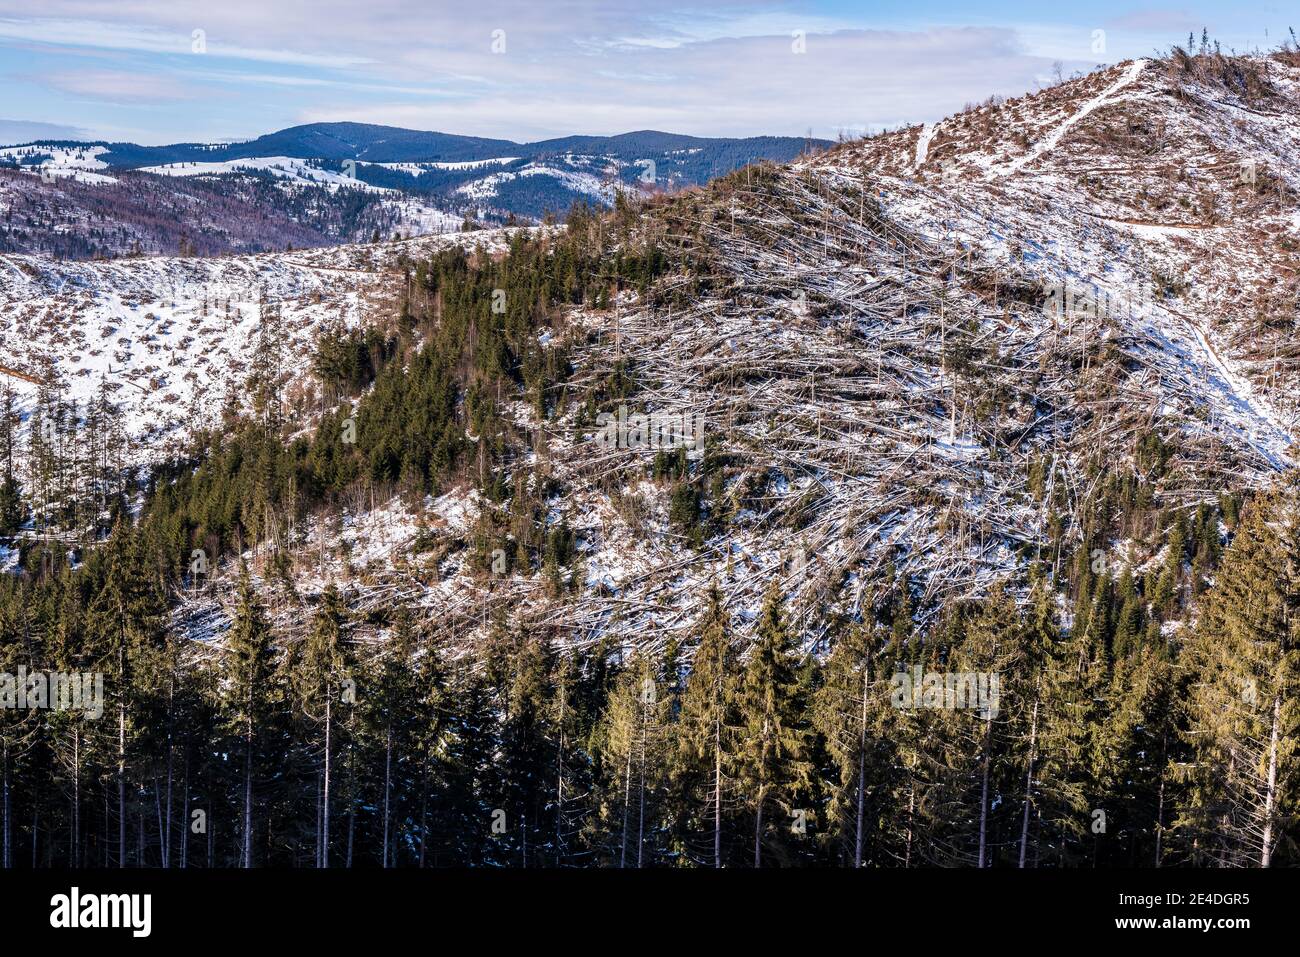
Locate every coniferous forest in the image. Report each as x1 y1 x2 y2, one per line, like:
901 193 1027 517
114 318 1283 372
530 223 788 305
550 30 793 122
12 6 1300 948
1 190 1297 872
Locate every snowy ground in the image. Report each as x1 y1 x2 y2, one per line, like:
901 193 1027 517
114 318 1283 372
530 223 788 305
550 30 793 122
22 56 1300 659
0 228 539 466
0 144 117 184
456 163 632 204
139 156 389 192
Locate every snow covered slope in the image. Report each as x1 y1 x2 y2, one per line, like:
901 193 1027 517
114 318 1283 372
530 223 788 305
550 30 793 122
454 162 629 204
140 156 387 192
0 166 465 260
13 53 1300 657
280 52 1300 651
819 52 1300 468
0 144 117 184
0 228 535 465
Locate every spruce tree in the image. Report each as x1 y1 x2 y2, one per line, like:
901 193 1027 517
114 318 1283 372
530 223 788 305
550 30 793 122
88 523 167 866
290 583 352 867
1034 576 1106 865
590 648 670 867
735 582 810 867
498 632 557 867
811 619 892 866
670 583 739 867
1176 481 1300 866
365 606 421 867
224 563 274 868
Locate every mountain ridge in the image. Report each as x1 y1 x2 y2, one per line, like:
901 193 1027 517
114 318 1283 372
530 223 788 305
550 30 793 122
6 51 1299 634
1 122 829 168
0 123 830 256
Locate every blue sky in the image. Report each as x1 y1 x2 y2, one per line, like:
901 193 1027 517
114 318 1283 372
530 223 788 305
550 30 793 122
0 1 1293 145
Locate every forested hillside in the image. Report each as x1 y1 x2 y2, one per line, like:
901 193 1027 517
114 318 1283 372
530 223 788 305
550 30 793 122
0 165 458 259
1 48 1299 869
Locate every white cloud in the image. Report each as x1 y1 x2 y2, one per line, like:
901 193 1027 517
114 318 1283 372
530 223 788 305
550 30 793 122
0 17 372 67
35 69 195 101
299 27 1066 140
0 117 87 141
2 3 1274 144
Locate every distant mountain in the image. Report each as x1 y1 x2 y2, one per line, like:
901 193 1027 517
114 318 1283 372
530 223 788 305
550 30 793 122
54 123 819 167
93 122 524 166
0 164 455 259
0 123 829 257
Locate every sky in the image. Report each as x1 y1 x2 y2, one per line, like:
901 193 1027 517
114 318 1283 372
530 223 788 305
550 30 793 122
0 1 1294 146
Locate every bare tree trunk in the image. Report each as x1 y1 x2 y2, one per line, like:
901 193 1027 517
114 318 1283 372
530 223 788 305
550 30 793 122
243 717 253 868
755 716 770 868
637 701 647 869
855 668 868 868
1260 694 1281 868
1154 728 1167 868
555 694 566 867
905 784 914 868
345 699 356 869
619 730 632 868
713 712 722 869
347 803 355 868
164 697 174 869
315 774 322 868
419 753 429 869
180 755 189 870
118 652 126 868
322 697 332 869
382 724 392 869
978 716 992 868
72 728 80 868
1019 699 1038 868
153 778 165 866
2 741 9 869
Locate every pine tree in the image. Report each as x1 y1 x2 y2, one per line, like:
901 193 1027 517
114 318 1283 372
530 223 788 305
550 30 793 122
1176 481 1300 866
1033 574 1105 865
224 563 274 868
290 584 352 868
590 648 670 867
735 582 810 866
670 583 738 867
811 619 891 866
